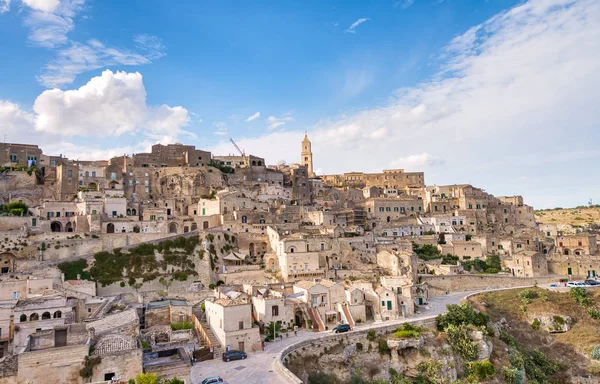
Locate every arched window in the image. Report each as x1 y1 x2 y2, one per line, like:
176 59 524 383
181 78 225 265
53 311 62 319
289 247 295 253
30 313 39 321
191 223 197 231
184 226 189 233
42 312 51 320
131 209 137 215
241 216 247 224
20 314 27 322
127 209 132 215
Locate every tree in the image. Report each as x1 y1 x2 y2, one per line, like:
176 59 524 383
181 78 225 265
265 321 282 341
135 373 158 384
2 201 29 216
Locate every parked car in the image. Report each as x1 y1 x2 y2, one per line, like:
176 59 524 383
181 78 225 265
201 377 224 384
222 350 247 362
567 282 591 287
585 279 600 286
332 324 351 333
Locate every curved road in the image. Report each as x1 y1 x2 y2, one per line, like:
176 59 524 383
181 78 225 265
190 290 477 384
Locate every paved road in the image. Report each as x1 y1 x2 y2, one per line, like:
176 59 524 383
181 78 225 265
190 291 475 384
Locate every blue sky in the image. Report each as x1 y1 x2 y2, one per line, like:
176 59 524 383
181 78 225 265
1 0 599 209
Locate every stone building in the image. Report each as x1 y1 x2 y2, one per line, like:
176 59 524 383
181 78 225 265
506 251 548 277
0 143 42 166
204 298 261 353
556 233 598 256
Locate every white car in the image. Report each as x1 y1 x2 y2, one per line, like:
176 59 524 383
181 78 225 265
566 282 591 287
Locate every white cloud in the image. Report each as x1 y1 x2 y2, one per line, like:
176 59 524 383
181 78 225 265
38 37 166 88
0 0 10 13
22 0 84 48
345 18 370 34
33 70 190 139
389 153 443 169
213 121 228 136
0 100 35 134
206 0 600 207
245 112 260 122
393 0 414 9
342 68 374 97
267 115 293 130
17 0 165 87
23 0 59 13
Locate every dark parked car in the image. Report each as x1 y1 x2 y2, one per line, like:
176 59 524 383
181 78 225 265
222 350 247 362
585 279 600 286
201 377 224 384
332 324 351 333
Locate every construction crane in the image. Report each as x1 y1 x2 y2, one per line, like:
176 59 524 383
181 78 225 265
230 138 245 156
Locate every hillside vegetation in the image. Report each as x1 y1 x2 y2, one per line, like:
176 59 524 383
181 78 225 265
535 205 600 230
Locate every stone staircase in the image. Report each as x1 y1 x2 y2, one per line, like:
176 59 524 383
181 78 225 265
87 297 114 321
306 306 325 332
193 309 223 358
339 302 355 328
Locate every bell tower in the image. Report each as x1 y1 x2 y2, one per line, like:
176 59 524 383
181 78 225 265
301 132 315 177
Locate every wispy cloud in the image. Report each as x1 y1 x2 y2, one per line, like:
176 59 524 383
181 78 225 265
389 153 443 169
345 18 370 34
213 121 228 136
393 0 414 9
267 115 293 130
39 37 166 88
245 112 260 122
17 1 165 88
207 0 600 208
22 0 84 48
0 0 10 13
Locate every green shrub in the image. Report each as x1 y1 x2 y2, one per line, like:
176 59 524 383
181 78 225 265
570 287 593 306
367 329 376 341
531 318 540 330
393 323 423 339
445 324 479 361
553 315 566 325
436 303 489 331
58 259 90 280
377 339 388 355
591 346 600 360
469 360 495 380
170 321 193 331
520 289 539 304
589 308 600 321
502 366 523 384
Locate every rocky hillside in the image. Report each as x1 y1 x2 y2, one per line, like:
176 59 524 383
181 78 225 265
287 287 600 383
535 206 600 232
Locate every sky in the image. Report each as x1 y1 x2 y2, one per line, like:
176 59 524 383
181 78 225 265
1 0 599 209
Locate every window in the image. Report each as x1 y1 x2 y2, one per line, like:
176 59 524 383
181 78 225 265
12 292 19 300
91 171 96 177
84 171 89 177
9 155 17 162
239 321 244 330
272 305 279 316
112 211 117 217
67 170 73 178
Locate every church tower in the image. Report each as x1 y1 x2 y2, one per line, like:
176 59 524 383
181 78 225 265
301 132 315 177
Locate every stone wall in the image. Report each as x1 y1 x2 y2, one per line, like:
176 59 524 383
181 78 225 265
420 274 566 296
17 343 89 384
0 217 30 231
91 349 143 383
277 317 438 384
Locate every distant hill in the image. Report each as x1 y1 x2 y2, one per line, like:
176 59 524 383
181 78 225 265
535 206 600 230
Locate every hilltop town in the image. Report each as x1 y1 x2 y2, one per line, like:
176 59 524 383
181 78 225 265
0 136 598 383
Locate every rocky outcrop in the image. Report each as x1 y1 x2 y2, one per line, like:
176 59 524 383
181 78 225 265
532 315 572 333
469 330 493 361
